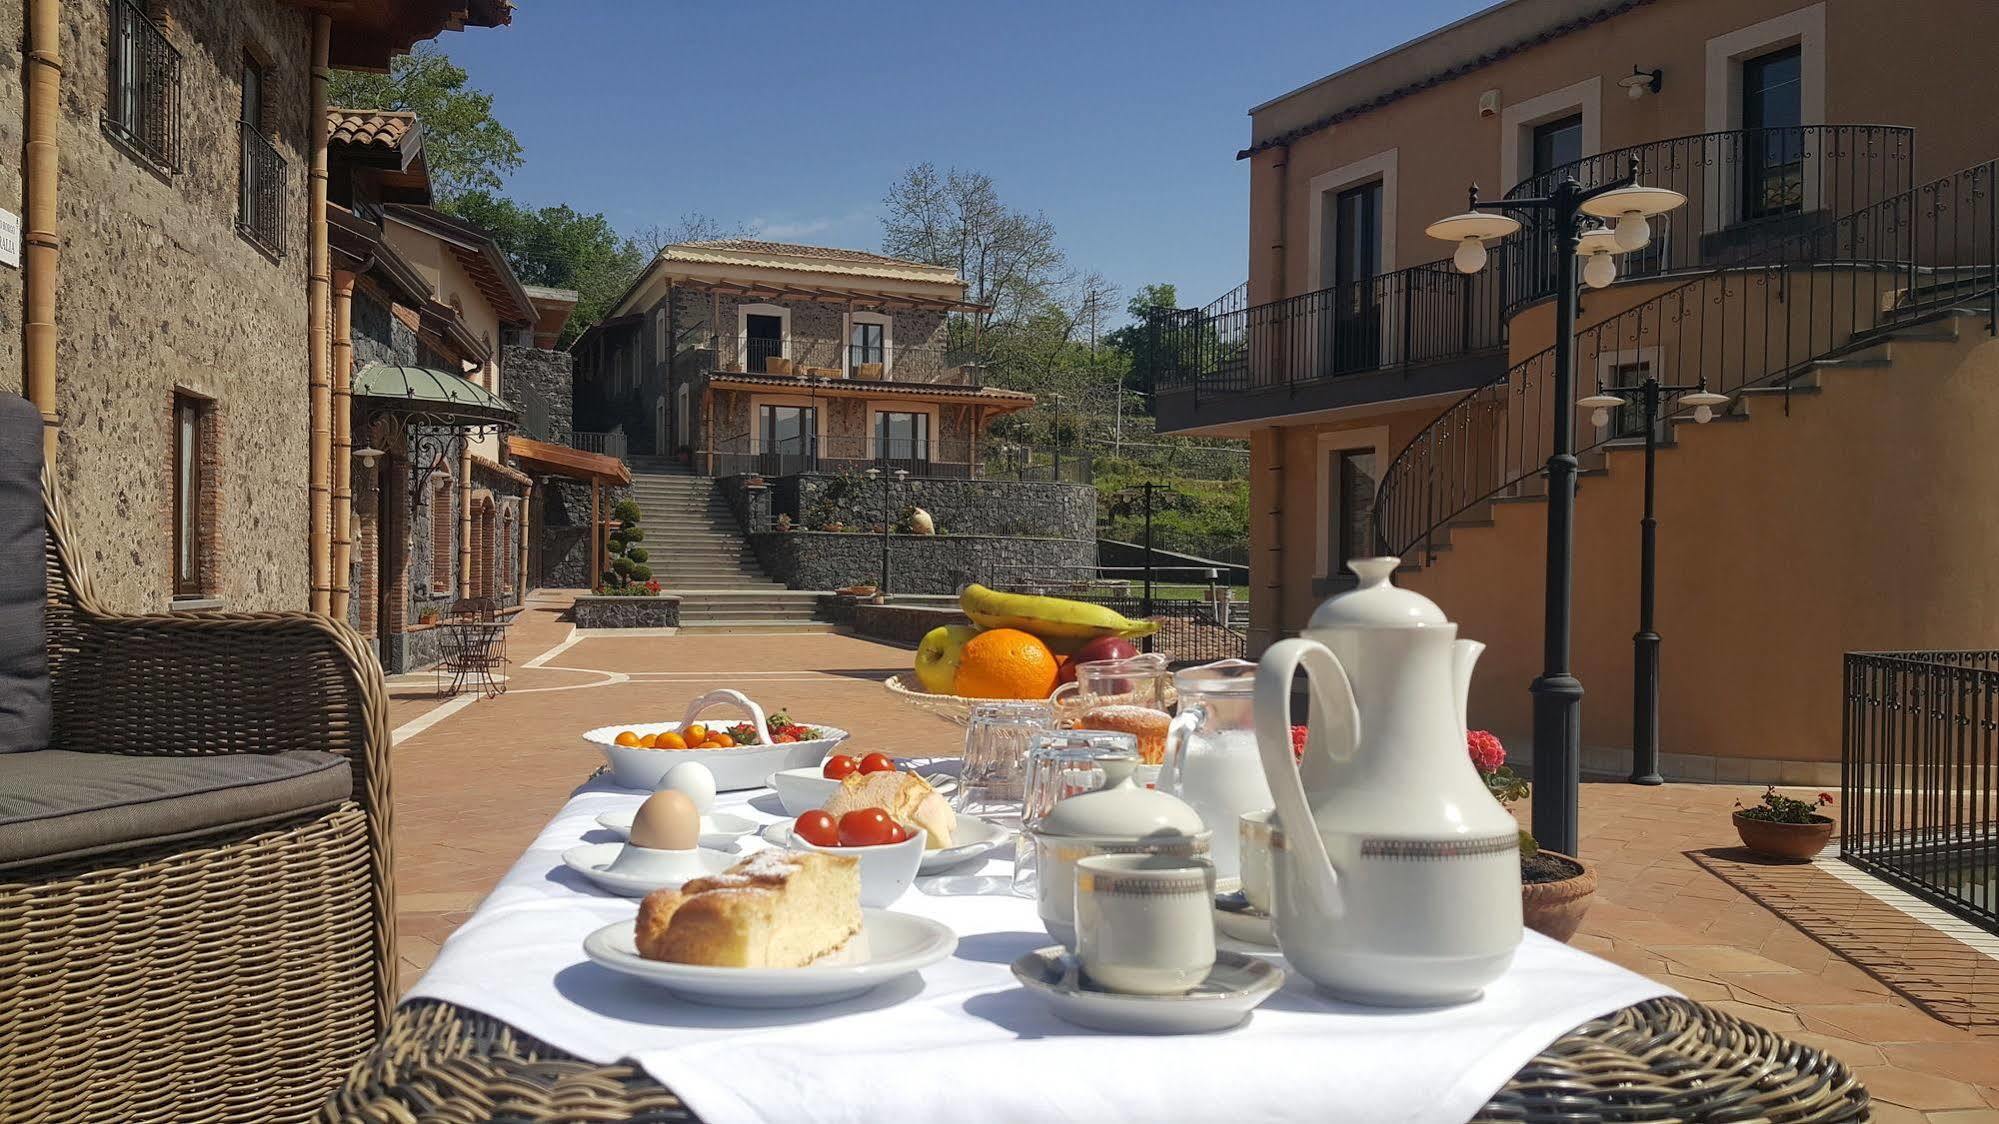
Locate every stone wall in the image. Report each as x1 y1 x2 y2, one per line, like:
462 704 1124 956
776 474 1096 539
505 343 573 443
749 530 1095 595
573 594 680 629
848 603 971 647
29 0 314 613
353 286 448 370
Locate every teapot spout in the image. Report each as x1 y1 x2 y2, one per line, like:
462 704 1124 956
1451 639 1485 739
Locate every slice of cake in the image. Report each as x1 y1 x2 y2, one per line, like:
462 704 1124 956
635 850 861 968
822 770 955 849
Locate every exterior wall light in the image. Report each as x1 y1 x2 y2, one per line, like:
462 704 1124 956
1577 391 1624 430
1619 66 1663 100
1423 210 1521 275
352 446 385 469
1576 228 1621 289
1680 389 1730 424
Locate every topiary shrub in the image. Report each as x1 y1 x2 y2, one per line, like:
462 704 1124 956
602 497 656 593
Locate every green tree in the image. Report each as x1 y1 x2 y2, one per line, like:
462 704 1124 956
329 44 522 199
450 191 644 345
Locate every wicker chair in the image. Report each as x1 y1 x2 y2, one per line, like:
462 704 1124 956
0 469 395 1123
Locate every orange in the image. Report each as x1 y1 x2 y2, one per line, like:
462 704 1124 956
655 731 688 750
683 724 707 744
954 628 1059 700
614 730 640 747
638 733 659 748
710 733 735 748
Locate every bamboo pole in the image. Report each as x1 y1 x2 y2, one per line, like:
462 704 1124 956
459 444 473 599
519 480 533 598
330 269 356 620
307 14 333 614
22 0 59 462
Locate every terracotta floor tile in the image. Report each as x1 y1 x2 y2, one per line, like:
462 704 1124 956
1710 999 1806 1033
1787 1031 1885 1069
1866 1101 1929 1123
1719 971 1899 1008
1654 945 1798 974
1851 1065 1985 1110
1803 1004 1980 1044
1928 1109 1999 1123
1880 1042 1999 1087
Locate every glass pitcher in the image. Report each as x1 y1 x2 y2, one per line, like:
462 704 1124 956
1157 659 1272 880
1050 653 1174 763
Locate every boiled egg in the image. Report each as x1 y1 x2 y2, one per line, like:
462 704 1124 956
628 789 700 851
657 761 717 814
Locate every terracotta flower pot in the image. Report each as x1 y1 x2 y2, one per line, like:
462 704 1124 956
1521 850 1596 944
1732 812 1834 861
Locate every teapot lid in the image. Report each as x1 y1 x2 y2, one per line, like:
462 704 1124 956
1040 774 1205 838
1306 557 1449 631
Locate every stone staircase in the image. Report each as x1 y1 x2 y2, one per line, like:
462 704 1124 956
625 458 832 633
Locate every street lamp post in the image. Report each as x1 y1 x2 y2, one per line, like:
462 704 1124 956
865 466 909 595
1425 157 1685 857
1577 377 1728 785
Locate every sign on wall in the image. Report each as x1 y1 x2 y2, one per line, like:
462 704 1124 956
0 209 18 269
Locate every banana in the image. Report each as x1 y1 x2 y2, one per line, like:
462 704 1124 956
958 584 1159 653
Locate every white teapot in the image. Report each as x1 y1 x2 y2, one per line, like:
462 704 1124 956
1253 557 1521 1006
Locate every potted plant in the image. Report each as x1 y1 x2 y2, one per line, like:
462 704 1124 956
1471 731 1597 943
417 608 439 626
1732 787 1835 860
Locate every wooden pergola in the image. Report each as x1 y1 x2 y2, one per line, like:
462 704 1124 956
667 275 989 314
506 435 631 593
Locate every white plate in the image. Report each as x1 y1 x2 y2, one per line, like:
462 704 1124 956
561 843 736 898
1011 946 1284 1034
583 909 958 1008
760 812 1012 875
1213 881 1277 947
595 809 764 847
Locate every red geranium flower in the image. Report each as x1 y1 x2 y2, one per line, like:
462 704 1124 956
1290 724 1308 761
1468 730 1506 774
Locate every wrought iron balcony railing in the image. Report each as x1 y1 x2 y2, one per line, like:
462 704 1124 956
104 0 183 171
238 121 287 255
719 336 976 385
708 432 1091 483
1500 124 1916 310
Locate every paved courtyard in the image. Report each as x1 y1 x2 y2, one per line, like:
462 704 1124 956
391 592 1999 1120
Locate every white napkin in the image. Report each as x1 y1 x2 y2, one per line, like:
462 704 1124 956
407 779 1674 1124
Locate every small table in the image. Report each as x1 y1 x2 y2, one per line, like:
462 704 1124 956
438 620 508 699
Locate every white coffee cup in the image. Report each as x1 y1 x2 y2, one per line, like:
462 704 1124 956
1238 809 1276 914
1074 853 1216 996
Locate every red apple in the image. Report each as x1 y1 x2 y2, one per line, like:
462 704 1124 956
1070 636 1141 668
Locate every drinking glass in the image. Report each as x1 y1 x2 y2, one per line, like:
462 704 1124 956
956 699 1057 821
1051 654 1175 763
1011 729 1140 897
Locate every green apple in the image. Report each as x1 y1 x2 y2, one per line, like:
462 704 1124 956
915 625 980 694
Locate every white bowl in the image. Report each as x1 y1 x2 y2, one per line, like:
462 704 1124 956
583 909 958 1008
584 720 848 791
919 814 1013 873
777 828 926 908
767 767 845 815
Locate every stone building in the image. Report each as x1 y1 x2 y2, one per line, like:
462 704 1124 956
571 240 1036 473
0 0 508 615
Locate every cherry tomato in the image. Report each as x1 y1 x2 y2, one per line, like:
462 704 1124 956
858 752 896 775
838 808 897 847
883 820 909 845
793 810 839 848
822 754 860 780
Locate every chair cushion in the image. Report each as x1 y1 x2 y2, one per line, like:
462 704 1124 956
0 750 353 871
0 394 48 754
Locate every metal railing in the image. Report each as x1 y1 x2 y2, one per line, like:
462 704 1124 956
515 377 552 442
1146 255 1510 396
1501 124 1916 311
708 432 1091 482
105 0 182 171
1375 156 1999 561
987 564 1247 666
237 121 286 255
571 431 627 460
1843 651 1999 934
720 337 976 385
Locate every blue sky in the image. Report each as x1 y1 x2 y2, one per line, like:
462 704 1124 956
445 0 1490 322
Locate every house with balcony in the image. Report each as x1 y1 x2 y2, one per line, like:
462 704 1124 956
572 239 1036 476
1140 0 1999 789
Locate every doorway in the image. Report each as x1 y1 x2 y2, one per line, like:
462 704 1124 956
1742 45 1804 220
745 314 784 373
1331 181 1383 375
758 404 816 474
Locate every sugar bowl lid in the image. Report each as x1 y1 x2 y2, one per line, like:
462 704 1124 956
1305 556 1449 631
1040 773 1205 838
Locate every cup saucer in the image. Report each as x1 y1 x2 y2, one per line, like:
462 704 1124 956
1011 946 1283 1034
1213 885 1277 948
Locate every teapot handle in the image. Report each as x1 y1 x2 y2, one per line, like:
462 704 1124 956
1255 638 1360 923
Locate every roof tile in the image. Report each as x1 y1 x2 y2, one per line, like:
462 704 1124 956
328 108 419 151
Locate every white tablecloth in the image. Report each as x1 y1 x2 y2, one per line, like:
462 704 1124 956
407 775 1674 1124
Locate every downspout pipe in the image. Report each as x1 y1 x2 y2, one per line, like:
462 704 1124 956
308 14 332 614
23 0 59 461
330 268 356 620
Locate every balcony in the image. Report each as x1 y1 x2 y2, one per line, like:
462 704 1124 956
237 121 287 256
103 0 182 171
709 335 980 387
710 433 1090 483
1141 124 1915 435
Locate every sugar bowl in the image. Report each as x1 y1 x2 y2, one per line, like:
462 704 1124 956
1031 765 1209 949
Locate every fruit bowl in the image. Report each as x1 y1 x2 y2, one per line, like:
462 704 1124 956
586 689 848 791
883 672 1047 726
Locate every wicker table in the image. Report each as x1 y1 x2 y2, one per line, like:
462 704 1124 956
323 994 1867 1122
